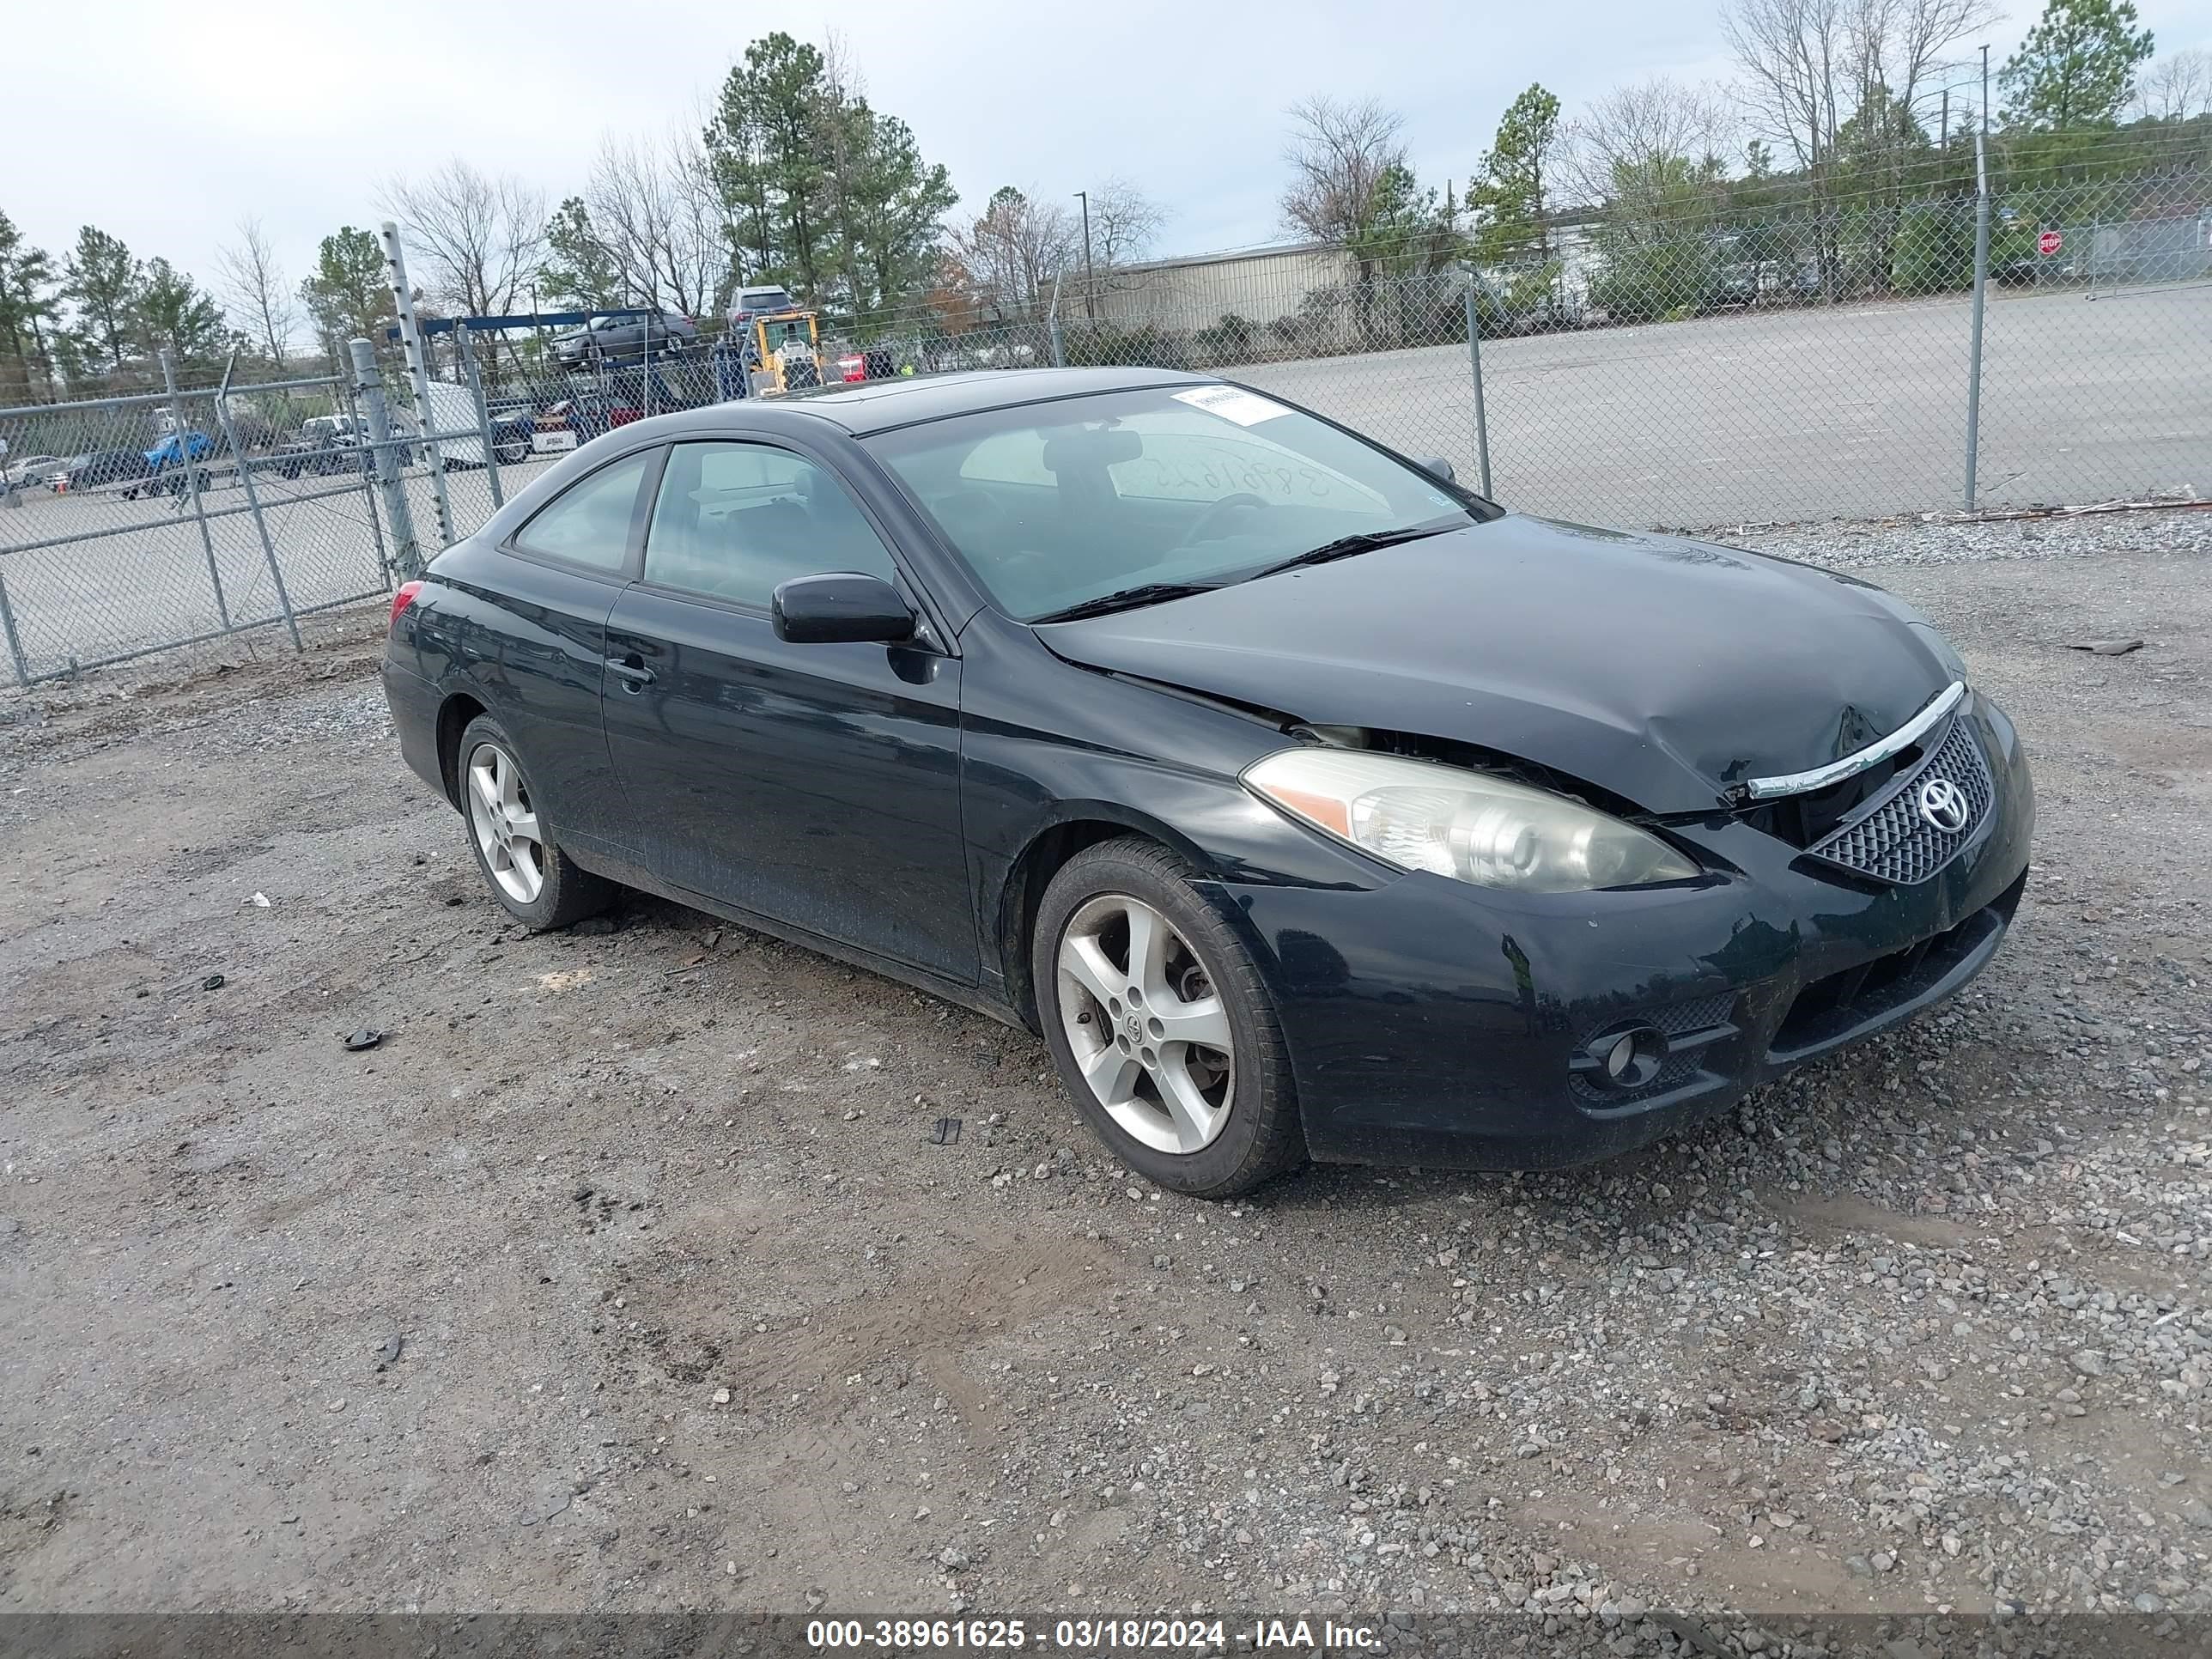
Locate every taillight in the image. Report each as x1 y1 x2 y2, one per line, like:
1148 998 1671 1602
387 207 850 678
389 580 424 632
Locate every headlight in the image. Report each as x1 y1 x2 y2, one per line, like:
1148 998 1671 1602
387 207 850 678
1243 748 1699 893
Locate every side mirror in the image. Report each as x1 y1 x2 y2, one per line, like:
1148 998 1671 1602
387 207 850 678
772 572 916 645
1413 455 1455 483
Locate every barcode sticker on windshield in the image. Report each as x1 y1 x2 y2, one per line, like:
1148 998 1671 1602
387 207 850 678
1172 386 1291 427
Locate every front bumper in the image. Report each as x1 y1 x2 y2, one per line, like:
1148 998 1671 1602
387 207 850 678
1208 696 2035 1171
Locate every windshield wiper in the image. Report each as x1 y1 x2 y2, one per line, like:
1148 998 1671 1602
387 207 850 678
1248 520 1461 579
1030 582 1223 623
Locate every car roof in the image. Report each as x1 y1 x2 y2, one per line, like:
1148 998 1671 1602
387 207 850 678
617 367 1218 444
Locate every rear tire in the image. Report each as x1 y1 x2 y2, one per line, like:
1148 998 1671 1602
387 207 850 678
455 714 616 931
1032 837 1304 1197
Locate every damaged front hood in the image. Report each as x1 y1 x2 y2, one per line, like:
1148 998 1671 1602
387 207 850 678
1040 514 1957 814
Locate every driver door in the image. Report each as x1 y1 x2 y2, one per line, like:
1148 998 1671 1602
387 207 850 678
600 439 975 983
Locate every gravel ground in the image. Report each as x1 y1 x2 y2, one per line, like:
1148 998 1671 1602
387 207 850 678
0 509 2206 1644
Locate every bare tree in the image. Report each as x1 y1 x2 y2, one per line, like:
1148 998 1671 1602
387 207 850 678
1725 0 1994 291
1725 0 1854 178
2133 48 2210 122
1560 77 1731 210
1279 94 1407 246
951 186 1077 319
1067 178 1167 318
1085 179 1166 274
1872 0 2001 128
214 216 299 368
583 129 732 320
380 160 547 322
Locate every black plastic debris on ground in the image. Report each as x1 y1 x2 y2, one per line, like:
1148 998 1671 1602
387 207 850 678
928 1117 962 1146
343 1029 383 1052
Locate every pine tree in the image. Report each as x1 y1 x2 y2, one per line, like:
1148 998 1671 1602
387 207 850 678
0 211 60 398
134 258 231 369
64 226 141 374
840 110 957 325
539 198 623 310
705 33 957 319
708 33 836 301
2002 0 2156 130
298 228 392 361
1472 85 1562 267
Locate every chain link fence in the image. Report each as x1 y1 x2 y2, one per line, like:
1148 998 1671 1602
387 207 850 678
0 359 394 684
1061 165 2212 528
3 165 2207 686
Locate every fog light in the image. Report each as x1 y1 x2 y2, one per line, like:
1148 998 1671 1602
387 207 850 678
1583 1024 1669 1091
1604 1033 1638 1081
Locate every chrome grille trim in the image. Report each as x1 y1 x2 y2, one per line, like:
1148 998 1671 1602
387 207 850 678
1739 680 1967 802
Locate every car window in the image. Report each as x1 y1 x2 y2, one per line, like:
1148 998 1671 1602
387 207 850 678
511 450 653 570
867 384 1485 622
642 441 897 607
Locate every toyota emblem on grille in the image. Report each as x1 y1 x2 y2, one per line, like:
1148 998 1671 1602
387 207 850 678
1917 776 1971 832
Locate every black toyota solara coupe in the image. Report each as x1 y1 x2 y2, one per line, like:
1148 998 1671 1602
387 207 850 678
380 367 2033 1196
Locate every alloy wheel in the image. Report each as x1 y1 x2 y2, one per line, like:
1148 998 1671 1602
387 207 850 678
465 741 545 904
1056 893 1236 1155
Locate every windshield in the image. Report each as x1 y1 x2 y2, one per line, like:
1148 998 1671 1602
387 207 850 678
864 385 1491 622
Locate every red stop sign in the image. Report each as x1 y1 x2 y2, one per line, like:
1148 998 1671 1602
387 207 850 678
2038 228 2063 257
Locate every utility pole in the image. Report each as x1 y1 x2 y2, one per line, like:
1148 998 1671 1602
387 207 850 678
1076 190 1097 321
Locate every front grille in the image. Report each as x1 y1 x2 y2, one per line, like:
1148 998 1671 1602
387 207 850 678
1805 719 1992 884
1740 751 1915 849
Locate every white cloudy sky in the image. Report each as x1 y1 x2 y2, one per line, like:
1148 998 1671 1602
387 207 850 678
4 0 2207 310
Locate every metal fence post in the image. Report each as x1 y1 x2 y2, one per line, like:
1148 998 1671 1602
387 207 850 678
336 367 391 585
378 222 456 548
1048 273 1067 368
350 337 422 581
162 348 232 632
1963 131 1991 511
214 354 302 652
1462 274 1494 499
0 563 30 686
457 328 504 511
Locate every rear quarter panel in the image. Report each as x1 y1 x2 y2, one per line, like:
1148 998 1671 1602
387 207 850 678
399 540 629 853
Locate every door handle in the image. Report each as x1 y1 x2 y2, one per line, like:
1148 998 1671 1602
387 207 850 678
605 654 656 690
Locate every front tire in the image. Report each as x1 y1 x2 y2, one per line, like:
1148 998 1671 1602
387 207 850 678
1033 838 1303 1196
456 714 614 930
